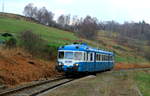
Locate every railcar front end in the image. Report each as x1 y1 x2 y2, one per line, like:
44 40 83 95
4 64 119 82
56 50 84 72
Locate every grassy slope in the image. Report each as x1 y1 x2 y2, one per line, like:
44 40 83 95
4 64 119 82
96 31 150 64
0 16 78 46
0 13 149 65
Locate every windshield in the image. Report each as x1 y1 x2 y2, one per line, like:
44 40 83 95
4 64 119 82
58 51 82 60
64 52 74 59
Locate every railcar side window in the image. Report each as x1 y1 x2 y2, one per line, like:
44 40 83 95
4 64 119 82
90 53 93 61
104 55 106 61
108 55 110 61
58 52 64 59
84 52 86 61
102 55 104 61
87 53 89 61
74 52 82 60
100 54 102 61
109 55 112 61
106 55 108 61
96 54 99 61
99 54 101 61
103 55 105 61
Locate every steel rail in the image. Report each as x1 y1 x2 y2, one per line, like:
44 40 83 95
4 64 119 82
0 76 66 96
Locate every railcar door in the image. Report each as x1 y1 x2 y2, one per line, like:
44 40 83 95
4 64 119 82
88 52 94 72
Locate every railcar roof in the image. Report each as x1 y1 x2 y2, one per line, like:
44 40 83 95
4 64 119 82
58 43 114 55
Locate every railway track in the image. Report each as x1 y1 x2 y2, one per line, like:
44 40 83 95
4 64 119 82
0 76 74 96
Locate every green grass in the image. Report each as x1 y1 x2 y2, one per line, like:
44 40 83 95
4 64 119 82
115 55 148 63
134 71 150 96
0 17 79 46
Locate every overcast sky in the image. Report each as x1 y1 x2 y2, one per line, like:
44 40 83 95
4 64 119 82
1 0 150 23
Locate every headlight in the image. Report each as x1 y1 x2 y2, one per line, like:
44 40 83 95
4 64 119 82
58 62 63 65
74 64 79 66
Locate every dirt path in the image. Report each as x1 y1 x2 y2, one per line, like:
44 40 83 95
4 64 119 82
45 71 142 96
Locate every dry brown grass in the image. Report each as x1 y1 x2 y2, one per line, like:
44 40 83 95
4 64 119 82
0 47 58 86
115 62 150 70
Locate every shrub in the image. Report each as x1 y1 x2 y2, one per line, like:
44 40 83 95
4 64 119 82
5 37 17 48
19 30 43 54
143 49 150 61
19 30 57 60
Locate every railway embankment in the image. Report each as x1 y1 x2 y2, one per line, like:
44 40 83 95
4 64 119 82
0 48 59 87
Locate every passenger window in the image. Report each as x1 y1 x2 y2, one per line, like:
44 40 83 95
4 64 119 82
110 55 112 61
96 54 98 61
87 53 90 61
84 52 86 61
103 55 105 61
106 55 108 61
87 53 88 61
99 54 101 61
100 54 102 61
110 56 112 61
90 53 93 61
105 55 108 61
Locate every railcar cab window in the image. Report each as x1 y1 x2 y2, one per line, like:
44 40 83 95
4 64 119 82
65 52 74 59
58 51 64 59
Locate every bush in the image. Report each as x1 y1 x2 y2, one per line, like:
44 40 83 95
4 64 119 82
19 30 42 54
5 37 17 48
143 49 150 61
19 30 57 60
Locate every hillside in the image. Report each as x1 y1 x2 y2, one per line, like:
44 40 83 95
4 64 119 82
0 13 150 66
0 13 150 86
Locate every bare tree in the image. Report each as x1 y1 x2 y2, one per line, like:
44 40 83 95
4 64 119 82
65 14 71 25
78 16 98 40
57 15 65 27
23 3 34 18
47 12 54 26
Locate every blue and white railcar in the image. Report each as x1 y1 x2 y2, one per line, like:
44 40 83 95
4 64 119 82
56 43 115 73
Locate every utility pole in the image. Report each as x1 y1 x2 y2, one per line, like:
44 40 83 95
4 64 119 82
2 0 4 12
